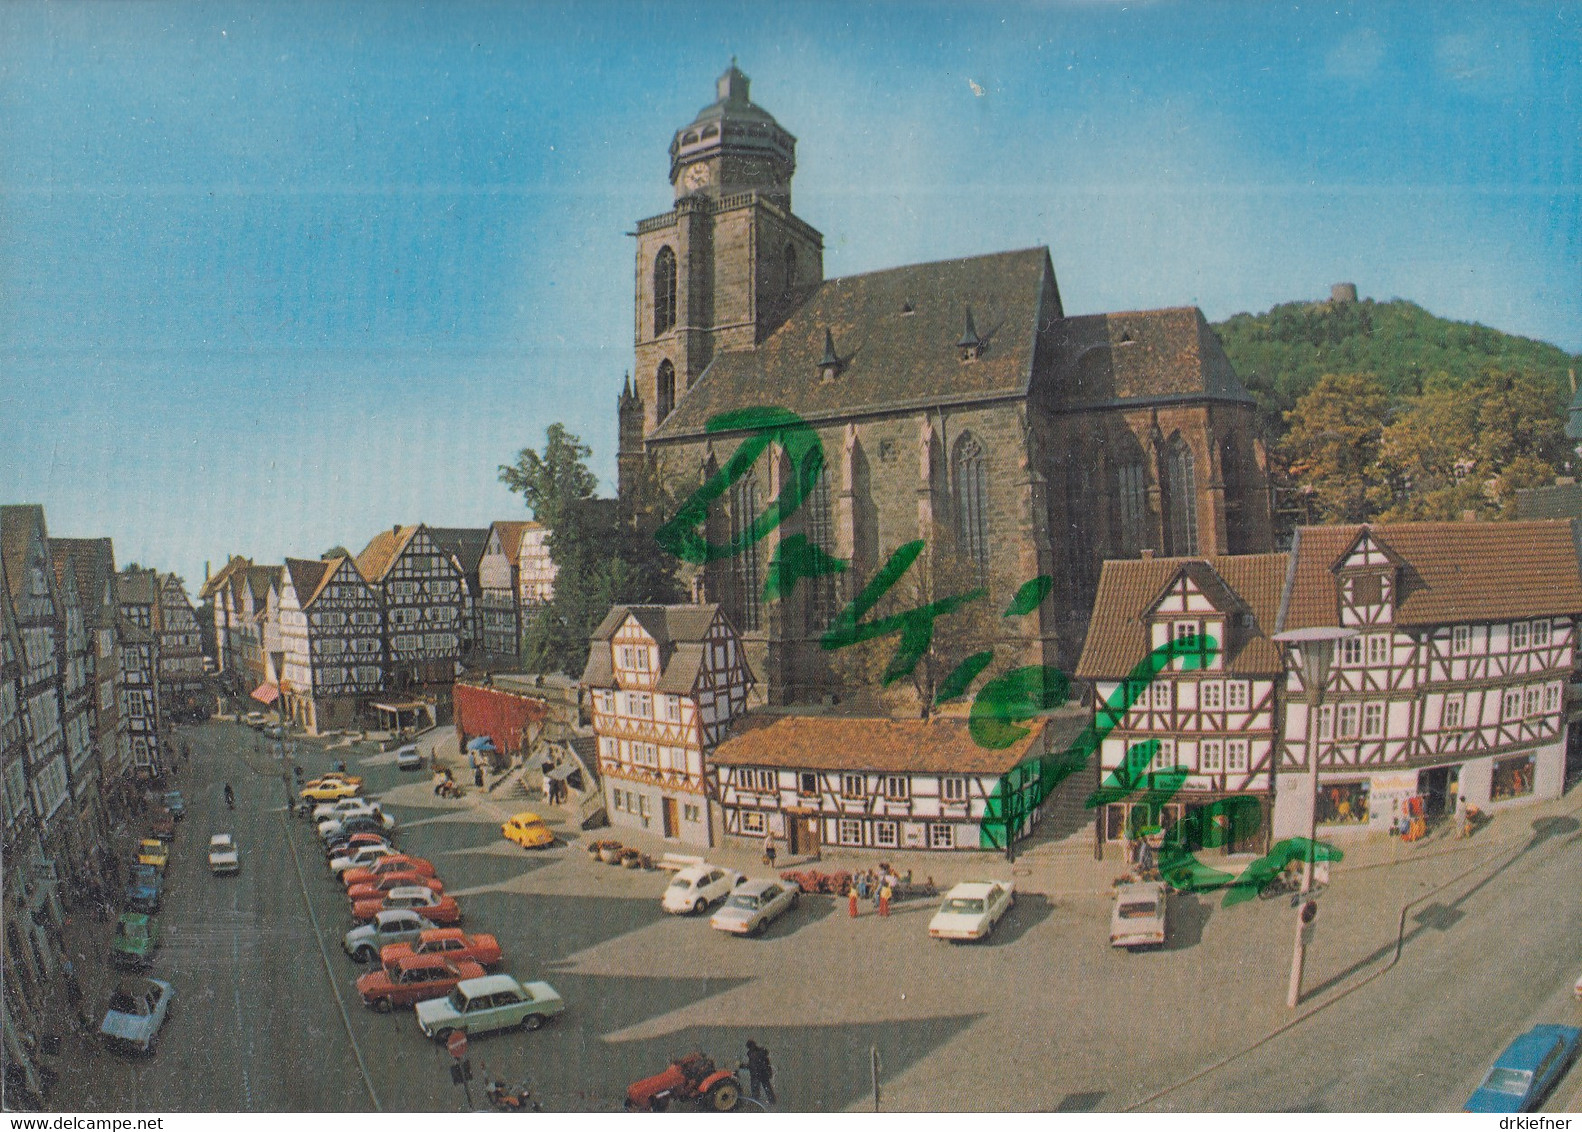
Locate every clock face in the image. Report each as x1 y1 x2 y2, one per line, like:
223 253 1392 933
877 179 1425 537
683 162 711 191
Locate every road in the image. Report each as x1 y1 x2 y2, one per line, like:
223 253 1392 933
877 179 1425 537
52 720 1582 1112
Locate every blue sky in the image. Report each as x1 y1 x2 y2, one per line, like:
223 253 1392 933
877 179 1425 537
2 0 1578 590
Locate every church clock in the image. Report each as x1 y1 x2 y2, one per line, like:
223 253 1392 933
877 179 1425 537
683 162 711 192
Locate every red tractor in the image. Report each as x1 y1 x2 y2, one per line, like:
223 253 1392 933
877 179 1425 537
625 1052 742 1112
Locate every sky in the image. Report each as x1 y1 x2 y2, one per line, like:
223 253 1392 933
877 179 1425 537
2 0 1578 591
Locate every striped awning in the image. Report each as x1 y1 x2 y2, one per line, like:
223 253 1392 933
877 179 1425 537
250 683 279 705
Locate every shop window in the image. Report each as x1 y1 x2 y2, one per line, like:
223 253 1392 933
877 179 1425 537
1226 681 1249 710
875 821 898 848
942 776 967 802
1200 681 1223 710
742 810 766 834
929 823 955 849
1226 740 1249 773
1491 755 1534 800
1199 740 1223 773
1362 702 1384 738
1317 782 1369 824
838 818 863 846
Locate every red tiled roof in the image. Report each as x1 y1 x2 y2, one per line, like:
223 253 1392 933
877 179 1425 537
1279 520 1582 629
488 520 539 563
1074 553 1289 679
712 713 1065 775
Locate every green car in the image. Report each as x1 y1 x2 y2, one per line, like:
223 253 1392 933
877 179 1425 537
110 912 159 969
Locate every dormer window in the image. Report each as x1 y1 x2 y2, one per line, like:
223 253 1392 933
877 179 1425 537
957 307 985 361
817 327 842 383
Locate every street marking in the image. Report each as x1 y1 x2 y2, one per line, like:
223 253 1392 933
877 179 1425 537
279 804 383 1111
229 880 254 1109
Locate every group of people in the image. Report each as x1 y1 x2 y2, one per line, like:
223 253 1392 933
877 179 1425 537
846 864 905 918
432 767 463 798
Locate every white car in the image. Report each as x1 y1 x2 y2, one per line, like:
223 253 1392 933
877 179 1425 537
312 797 382 823
395 745 424 771
415 974 564 1041
662 864 745 915
928 880 1016 942
330 842 402 875
710 878 799 936
1109 882 1167 950
319 811 397 841
99 977 173 1054
343 909 438 963
207 833 240 875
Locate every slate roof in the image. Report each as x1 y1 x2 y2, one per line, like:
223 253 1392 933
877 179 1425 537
1278 521 1582 629
1041 307 1253 409
50 537 116 619
1074 553 1289 679
356 526 419 583
283 558 338 607
711 713 1069 775
116 567 159 607
651 248 1056 438
580 604 733 693
428 528 490 577
245 566 281 602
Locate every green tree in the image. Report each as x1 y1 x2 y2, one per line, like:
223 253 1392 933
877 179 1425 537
1281 372 1394 523
498 423 599 529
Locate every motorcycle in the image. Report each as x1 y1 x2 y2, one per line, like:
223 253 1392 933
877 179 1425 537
486 1079 539 1112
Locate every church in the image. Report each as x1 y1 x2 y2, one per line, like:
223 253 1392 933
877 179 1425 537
618 66 1274 706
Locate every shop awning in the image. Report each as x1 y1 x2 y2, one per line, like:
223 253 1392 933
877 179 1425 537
250 683 280 705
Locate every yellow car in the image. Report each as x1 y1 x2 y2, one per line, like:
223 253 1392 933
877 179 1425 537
300 780 360 802
312 772 363 787
136 839 169 870
502 812 555 850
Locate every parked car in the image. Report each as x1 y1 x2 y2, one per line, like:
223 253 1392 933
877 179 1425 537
147 812 177 841
319 812 396 841
124 864 162 913
928 880 1016 942
381 928 503 969
300 779 360 803
351 885 461 925
313 797 383 823
341 854 435 887
161 791 186 819
346 871 446 903
109 912 159 969
343 909 438 963
711 878 799 937
356 954 485 1013
98 977 173 1054
136 839 169 871
501 812 555 850
415 974 564 1041
310 771 364 787
662 865 745 915
207 833 240 875
329 841 401 875
325 832 395 863
395 745 424 771
1465 1025 1581 1112
1109 881 1167 950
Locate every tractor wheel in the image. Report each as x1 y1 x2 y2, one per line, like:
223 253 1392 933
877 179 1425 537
706 1079 741 1111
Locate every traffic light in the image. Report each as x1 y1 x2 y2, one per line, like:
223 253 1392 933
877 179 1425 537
1300 900 1318 924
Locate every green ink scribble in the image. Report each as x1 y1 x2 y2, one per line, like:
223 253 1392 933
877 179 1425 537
820 540 987 685
934 650 995 705
977 634 1213 850
1003 576 1054 617
1221 837 1345 907
969 666 1071 749
763 534 848 603
654 407 839 565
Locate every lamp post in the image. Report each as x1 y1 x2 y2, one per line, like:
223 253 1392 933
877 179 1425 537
1272 625 1356 1010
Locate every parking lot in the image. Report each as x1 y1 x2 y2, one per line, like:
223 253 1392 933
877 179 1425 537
47 718 1582 1112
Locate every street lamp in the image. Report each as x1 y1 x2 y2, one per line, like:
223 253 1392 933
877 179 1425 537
1272 625 1357 1010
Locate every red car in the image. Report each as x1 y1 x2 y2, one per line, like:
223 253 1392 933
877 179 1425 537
325 832 392 861
355 954 485 1012
341 854 437 889
380 928 502 969
351 886 461 925
346 872 446 903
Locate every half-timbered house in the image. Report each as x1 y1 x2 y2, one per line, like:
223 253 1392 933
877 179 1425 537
1273 521 1582 839
356 525 469 692
429 527 490 658
712 713 1067 854
279 557 385 734
581 604 753 847
115 567 164 772
49 544 104 847
1075 553 1288 857
479 520 535 664
55 539 128 787
519 523 556 609
199 554 251 681
154 573 206 721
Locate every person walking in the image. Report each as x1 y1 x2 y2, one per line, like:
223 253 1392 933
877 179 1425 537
742 1039 776 1105
762 831 777 869
848 884 859 919
878 878 892 917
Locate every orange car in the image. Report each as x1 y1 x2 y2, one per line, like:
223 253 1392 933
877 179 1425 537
381 928 503 969
346 872 446 903
355 954 484 1013
351 886 461 925
341 855 437 889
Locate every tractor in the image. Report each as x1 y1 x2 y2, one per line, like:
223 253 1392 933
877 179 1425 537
625 1051 742 1112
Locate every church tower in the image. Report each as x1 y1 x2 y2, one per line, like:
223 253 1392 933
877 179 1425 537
627 65 825 443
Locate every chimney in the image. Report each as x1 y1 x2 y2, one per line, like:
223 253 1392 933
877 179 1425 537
1141 549 1155 559
1331 283 1357 304
393 524 400 537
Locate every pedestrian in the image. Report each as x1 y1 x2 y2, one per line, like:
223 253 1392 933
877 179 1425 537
742 1039 776 1105
762 831 777 869
878 879 892 917
848 885 859 919
474 764 485 789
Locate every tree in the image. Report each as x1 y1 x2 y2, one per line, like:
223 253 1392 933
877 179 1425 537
498 423 599 529
320 546 351 560
1281 372 1394 523
1377 370 1568 520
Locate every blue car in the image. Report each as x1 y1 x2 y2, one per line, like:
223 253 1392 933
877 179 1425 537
1465 1025 1581 1112
162 791 185 819
124 863 163 914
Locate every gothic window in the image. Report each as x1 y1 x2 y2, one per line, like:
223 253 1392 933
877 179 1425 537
653 246 677 336
1165 437 1199 556
730 475 762 631
804 467 838 633
656 360 676 421
954 434 989 575
1117 460 1147 555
